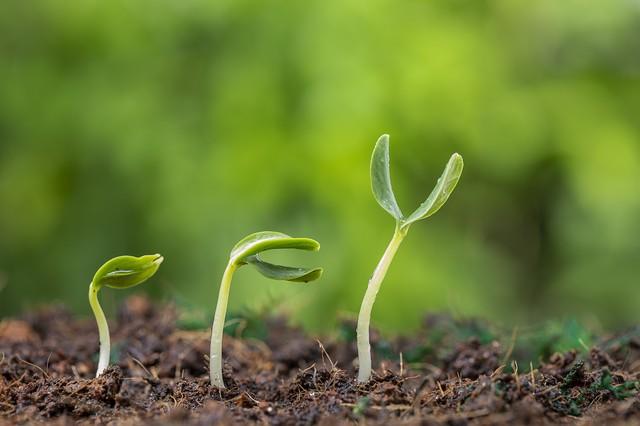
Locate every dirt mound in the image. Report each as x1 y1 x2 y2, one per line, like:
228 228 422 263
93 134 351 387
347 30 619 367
1 297 639 425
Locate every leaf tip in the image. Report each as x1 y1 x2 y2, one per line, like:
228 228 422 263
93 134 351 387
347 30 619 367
373 134 390 153
449 152 464 176
303 267 323 282
293 237 321 252
370 133 403 220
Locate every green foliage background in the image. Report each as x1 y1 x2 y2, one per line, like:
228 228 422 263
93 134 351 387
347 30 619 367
1 0 639 333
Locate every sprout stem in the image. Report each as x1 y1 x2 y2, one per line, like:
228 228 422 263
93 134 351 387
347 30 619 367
88 281 110 377
356 225 407 383
209 261 238 388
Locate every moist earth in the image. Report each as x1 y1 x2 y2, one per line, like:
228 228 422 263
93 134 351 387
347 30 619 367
1 296 640 425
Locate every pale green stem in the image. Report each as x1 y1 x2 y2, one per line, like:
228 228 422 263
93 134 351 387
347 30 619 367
89 281 110 377
209 261 238 388
356 225 407 383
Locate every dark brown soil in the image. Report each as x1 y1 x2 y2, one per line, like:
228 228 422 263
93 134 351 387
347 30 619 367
1 296 640 425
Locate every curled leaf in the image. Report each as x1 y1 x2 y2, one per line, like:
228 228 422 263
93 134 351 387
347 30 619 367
246 256 323 283
92 254 164 289
230 231 320 264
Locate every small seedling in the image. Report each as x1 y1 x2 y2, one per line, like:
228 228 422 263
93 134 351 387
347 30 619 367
356 134 463 382
210 231 322 388
88 254 163 377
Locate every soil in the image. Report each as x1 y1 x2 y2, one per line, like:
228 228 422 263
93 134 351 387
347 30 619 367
2 296 640 425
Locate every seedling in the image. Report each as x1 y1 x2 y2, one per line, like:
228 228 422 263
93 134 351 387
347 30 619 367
356 134 464 382
210 231 322 388
88 254 163 377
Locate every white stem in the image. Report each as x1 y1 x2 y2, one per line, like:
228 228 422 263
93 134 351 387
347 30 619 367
209 261 238 388
89 282 110 377
356 226 407 382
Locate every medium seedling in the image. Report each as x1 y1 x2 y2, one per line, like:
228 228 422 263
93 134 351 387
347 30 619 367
356 134 464 382
88 254 163 377
210 231 322 388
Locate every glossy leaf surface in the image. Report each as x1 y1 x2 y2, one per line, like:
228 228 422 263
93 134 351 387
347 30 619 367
246 256 323 282
403 153 464 226
92 254 164 289
230 231 320 264
371 134 403 221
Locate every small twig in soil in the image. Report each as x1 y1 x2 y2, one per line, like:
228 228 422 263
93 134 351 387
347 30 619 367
173 388 188 407
16 355 49 378
242 392 261 405
537 384 560 395
45 352 52 374
501 326 518 365
529 362 536 391
65 381 91 399
512 360 521 393
316 339 336 370
169 395 179 408
9 371 27 387
400 352 404 377
588 393 604 410
491 365 506 379
398 374 421 385
71 365 80 380
130 355 155 379
341 402 411 411
0 401 16 416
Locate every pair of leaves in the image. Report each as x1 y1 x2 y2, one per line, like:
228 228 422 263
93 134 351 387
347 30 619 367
230 231 322 283
371 134 464 228
92 254 164 289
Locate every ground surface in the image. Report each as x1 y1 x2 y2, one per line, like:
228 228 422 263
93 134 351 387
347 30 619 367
1 296 640 425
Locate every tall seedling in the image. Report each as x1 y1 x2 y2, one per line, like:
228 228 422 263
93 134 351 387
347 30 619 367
356 134 464 382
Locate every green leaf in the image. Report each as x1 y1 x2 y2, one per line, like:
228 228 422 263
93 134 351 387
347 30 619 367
403 153 463 226
230 231 320 264
371 134 403 221
92 254 163 289
246 256 323 282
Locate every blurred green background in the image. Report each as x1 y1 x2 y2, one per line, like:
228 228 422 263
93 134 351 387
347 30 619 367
1 0 639 334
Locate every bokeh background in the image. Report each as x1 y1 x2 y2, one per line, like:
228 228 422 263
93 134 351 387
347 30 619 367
1 0 639 334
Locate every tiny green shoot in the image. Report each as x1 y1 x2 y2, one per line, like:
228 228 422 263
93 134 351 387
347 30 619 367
210 231 322 388
356 134 464 382
88 254 163 377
